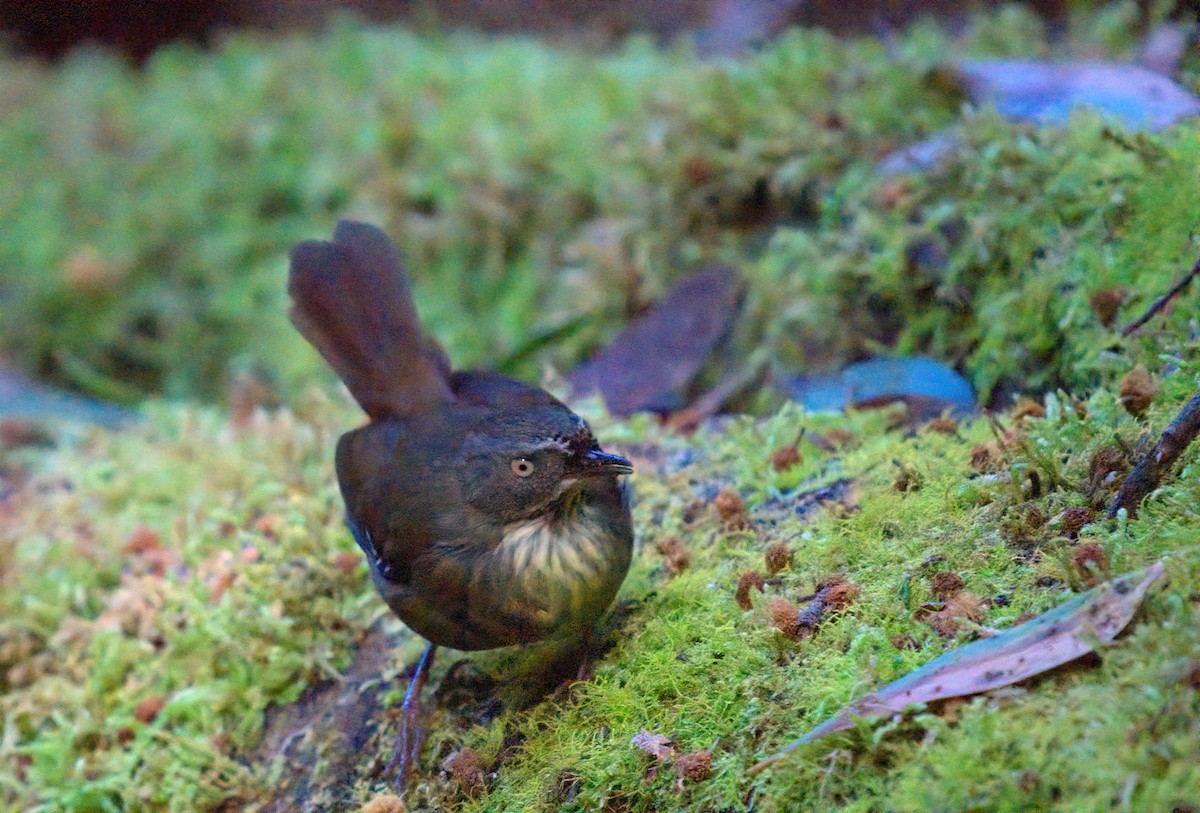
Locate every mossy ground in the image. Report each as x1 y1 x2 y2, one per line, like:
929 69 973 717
4 3 1200 812
4 376 1200 812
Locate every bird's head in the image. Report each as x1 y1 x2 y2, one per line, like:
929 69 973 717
458 405 632 523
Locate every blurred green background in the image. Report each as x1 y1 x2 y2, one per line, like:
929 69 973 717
1 2 1197 412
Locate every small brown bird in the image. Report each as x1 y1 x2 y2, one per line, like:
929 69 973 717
288 221 634 789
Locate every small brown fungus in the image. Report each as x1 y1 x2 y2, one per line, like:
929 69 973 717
919 574 988 638
1087 446 1128 497
875 179 912 210
682 154 715 186
655 536 692 575
930 571 965 600
124 525 162 555
1056 506 1096 538
1119 365 1158 417
1089 287 1127 326
674 749 713 786
892 461 922 493
1071 543 1108 585
714 488 749 529
764 542 792 575
1011 397 1046 421
133 695 166 724
441 747 487 796
970 442 1005 473
361 794 407 813
61 245 125 292
924 415 959 434
770 444 802 472
735 571 765 611
823 428 857 448
333 551 360 576
821 580 861 609
768 597 801 638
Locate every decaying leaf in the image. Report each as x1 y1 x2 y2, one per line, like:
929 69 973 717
749 561 1164 774
631 730 714 791
566 266 742 416
631 730 674 762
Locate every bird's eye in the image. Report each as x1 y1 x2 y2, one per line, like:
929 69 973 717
511 458 535 478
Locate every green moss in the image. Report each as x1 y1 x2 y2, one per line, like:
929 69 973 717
4 4 1200 811
4 6 1196 405
4 372 1200 811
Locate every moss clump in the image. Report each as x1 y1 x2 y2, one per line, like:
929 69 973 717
0 393 376 811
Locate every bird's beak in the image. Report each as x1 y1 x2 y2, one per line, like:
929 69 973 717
578 449 633 477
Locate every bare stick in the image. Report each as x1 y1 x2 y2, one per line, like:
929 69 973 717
1121 253 1200 337
1109 390 1200 518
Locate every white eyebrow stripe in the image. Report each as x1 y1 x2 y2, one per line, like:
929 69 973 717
521 437 571 453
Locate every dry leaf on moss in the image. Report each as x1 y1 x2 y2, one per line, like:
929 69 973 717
630 730 674 762
750 561 1165 774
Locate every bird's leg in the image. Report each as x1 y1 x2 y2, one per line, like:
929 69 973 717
386 642 437 792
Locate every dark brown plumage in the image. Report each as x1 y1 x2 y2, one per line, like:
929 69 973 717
288 220 634 790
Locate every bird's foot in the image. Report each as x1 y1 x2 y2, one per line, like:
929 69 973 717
385 643 437 792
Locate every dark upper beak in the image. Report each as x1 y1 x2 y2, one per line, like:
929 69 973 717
579 448 633 477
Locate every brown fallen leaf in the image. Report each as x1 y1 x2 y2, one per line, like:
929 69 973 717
567 266 743 416
749 561 1164 774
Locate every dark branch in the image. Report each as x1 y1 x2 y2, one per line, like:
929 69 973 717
1120 252 1200 337
1109 390 1200 518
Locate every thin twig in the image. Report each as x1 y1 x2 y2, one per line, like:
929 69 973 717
1109 390 1200 518
1121 252 1200 337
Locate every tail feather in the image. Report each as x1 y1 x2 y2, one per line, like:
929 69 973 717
288 220 453 419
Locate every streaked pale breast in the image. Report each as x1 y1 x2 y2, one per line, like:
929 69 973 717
485 503 617 634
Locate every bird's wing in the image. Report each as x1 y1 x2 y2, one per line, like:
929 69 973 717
448 370 567 410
